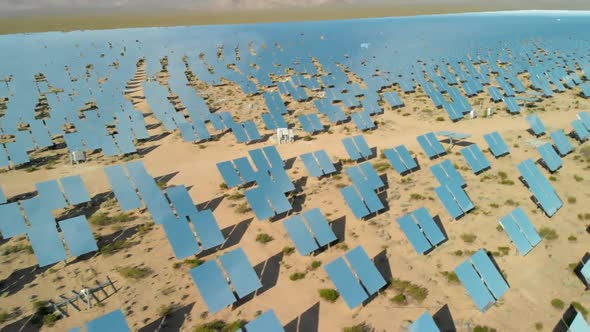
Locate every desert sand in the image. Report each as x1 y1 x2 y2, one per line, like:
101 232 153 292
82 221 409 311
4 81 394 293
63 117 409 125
0 53 589 332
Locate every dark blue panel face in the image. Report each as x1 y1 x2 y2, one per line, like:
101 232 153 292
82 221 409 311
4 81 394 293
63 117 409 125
397 214 431 254
409 311 440 332
166 185 198 218
284 215 319 256
550 130 573 156
178 122 198 142
245 187 275 220
455 260 496 312
191 261 237 314
435 186 464 220
511 207 541 247
60 175 91 205
244 310 284 332
59 216 98 257
219 248 262 298
470 249 509 301
161 214 201 259
413 207 445 247
342 138 362 161
314 150 337 175
36 180 67 210
86 309 131 332
217 161 243 188
303 208 337 247
300 153 323 178
345 246 386 295
0 203 28 238
341 186 370 219
29 224 67 267
104 165 143 211
190 210 224 250
384 148 408 174
353 135 372 159
324 257 368 309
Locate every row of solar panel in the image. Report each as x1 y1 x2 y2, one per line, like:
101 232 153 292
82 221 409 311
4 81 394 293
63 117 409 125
283 208 337 256
217 146 284 188
499 207 542 256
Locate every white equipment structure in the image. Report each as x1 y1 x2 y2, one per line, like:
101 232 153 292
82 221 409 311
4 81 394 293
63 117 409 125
470 109 477 119
276 128 294 145
70 151 86 164
487 107 494 117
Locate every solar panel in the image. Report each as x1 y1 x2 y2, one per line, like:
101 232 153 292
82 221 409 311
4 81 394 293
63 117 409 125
216 161 243 188
342 137 362 161
500 213 533 255
219 248 262 298
284 215 319 256
572 119 590 141
358 162 384 189
162 214 201 259
353 135 372 159
569 311 590 332
300 153 323 177
101 135 121 157
36 180 67 210
435 186 464 220
178 122 198 142
550 130 574 156
341 186 370 219
60 175 91 205
191 261 237 314
356 182 384 213
461 145 490 174
483 131 510 157
527 114 546 136
537 143 562 172
0 203 28 238
324 257 368 309
582 262 590 286
104 165 143 211
86 309 131 332
345 246 386 294
579 111 590 129
409 311 441 332
59 216 98 257
304 208 337 246
166 185 198 218
471 249 509 300
250 148 272 171
244 121 262 141
511 207 542 246
315 150 337 175
245 187 275 220
22 197 55 228
413 207 446 246
29 224 67 267
431 160 465 187
243 310 285 332
0 145 9 168
397 214 432 254
455 260 496 312
417 133 443 159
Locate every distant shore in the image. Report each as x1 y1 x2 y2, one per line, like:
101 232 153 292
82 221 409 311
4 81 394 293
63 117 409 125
1 3 589 35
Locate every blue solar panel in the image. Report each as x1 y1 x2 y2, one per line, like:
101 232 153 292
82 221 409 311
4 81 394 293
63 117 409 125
36 180 67 210
471 249 509 300
579 111 590 129
550 130 574 156
299 115 315 133
500 214 533 256
59 216 98 257
233 157 256 183
267 186 292 214
537 143 562 172
527 114 546 136
353 135 372 159
29 224 67 267
384 148 408 174
417 134 437 159
250 149 271 171
60 175 91 205
244 310 285 332
304 208 337 246
409 311 441 332
569 311 590 332
217 161 243 188
263 146 284 169
232 124 249 143
86 309 131 332
341 186 370 219
22 198 55 228
162 214 201 259
435 186 464 220
178 122 198 142
315 150 337 175
301 153 323 177
397 214 432 254
345 246 386 294
356 182 384 213
101 135 121 157
359 162 384 189
447 183 475 212
511 208 541 247
414 207 446 246
342 137 362 161
455 260 496 312
582 263 590 286
191 261 236 314
190 210 224 250
284 215 319 256
325 257 368 309
572 119 590 141
0 145 9 168
0 203 28 238
244 121 262 141
104 165 143 211
245 187 275 220
219 248 262 298
167 185 198 218
461 144 490 174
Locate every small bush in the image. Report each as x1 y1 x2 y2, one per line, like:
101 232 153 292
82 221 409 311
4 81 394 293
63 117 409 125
303 135 315 141
496 225 504 232
572 302 589 317
473 326 497 332
441 271 460 284
42 313 60 327
539 227 558 241
157 181 167 189
219 182 228 189
255 233 273 244
535 322 543 330
391 293 407 304
410 193 424 200
235 203 251 214
158 304 176 317
117 266 151 280
282 246 295 256
498 246 510 256
497 171 508 180
373 161 391 172
337 243 349 251
227 192 245 201
567 196 577 204
1 244 33 256
551 298 565 310
568 235 577 242
289 272 306 281
310 260 322 270
454 250 463 256
460 233 477 243
504 199 519 206
389 278 428 302
489 203 500 209
436 116 445 121
343 323 374 332
100 239 133 256
89 212 131 226
319 288 340 302
549 176 557 182
499 179 515 185
574 174 584 182
0 310 10 323
193 319 244 332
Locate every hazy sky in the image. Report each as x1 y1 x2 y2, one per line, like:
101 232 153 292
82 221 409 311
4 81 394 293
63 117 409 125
1 0 588 14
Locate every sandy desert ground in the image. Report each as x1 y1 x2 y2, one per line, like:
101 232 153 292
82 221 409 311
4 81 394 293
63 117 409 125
0 57 589 332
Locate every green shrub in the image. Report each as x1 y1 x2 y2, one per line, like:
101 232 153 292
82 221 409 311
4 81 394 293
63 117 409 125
436 116 445 121
42 313 60 327
574 174 584 182
551 298 565 310
441 271 460 284
227 192 245 201
1 244 33 256
0 310 9 323
337 243 349 251
454 250 463 256
505 199 519 206
117 266 151 280
193 319 244 332
473 326 497 332
90 212 131 226
549 176 557 182
489 203 500 209
343 323 373 332
497 171 508 180
568 235 577 242
568 196 577 204
535 322 543 330
539 227 558 241
410 193 424 200
100 239 133 256
498 246 510 256
389 278 428 302
303 135 315 141
282 246 295 256
310 260 322 270
572 302 589 317
460 233 477 243
255 233 273 244
390 293 407 304
235 203 251 214
289 272 306 281
496 225 504 232
319 288 339 302
372 161 391 172
158 304 176 317
219 182 228 189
